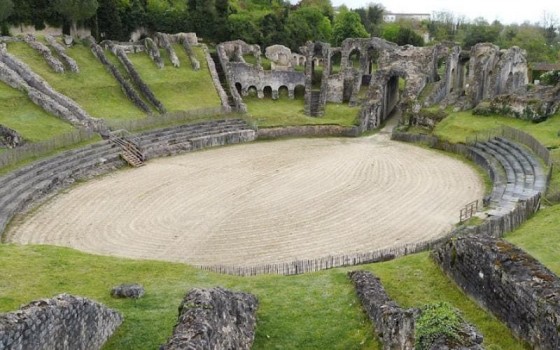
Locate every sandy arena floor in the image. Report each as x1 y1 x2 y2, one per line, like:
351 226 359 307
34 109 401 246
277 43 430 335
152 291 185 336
6 129 483 266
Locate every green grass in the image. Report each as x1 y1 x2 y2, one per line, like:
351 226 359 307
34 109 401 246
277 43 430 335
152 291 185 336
6 41 145 121
245 96 359 128
0 244 524 349
127 45 221 112
434 111 560 148
0 82 75 141
505 204 560 275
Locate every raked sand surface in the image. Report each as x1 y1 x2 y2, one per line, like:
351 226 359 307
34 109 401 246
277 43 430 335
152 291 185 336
6 128 483 266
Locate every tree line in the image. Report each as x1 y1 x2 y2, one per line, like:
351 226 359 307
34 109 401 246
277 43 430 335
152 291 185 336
0 0 558 62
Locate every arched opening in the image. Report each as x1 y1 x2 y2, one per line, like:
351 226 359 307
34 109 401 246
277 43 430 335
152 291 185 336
436 57 446 81
449 68 455 93
349 49 361 69
505 71 514 92
294 85 305 99
330 51 342 75
235 82 242 95
263 86 273 99
366 47 379 75
247 86 258 98
278 86 289 99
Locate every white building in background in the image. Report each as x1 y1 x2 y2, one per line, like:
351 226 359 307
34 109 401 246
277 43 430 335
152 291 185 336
383 13 431 23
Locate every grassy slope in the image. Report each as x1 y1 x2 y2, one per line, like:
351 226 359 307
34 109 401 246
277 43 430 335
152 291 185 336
0 244 523 350
434 110 560 276
245 96 360 127
0 82 74 141
127 45 221 112
6 41 144 120
505 204 560 275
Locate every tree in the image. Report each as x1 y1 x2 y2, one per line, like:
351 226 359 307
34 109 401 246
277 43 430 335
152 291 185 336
285 6 331 48
0 0 13 35
299 0 334 21
462 18 501 48
355 3 384 37
95 0 124 40
332 9 368 45
382 22 424 46
0 0 13 22
54 0 99 35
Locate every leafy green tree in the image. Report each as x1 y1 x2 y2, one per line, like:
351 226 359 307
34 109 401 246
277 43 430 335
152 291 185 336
0 0 13 35
462 18 501 48
285 6 331 47
511 25 556 62
214 0 232 42
188 0 217 41
121 0 146 37
299 0 334 21
382 22 424 46
228 13 262 44
54 0 98 35
332 8 368 45
95 0 125 40
354 3 384 37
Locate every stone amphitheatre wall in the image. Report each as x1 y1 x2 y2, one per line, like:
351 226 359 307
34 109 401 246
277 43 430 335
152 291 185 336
0 294 122 350
348 270 484 350
161 287 258 350
433 235 560 349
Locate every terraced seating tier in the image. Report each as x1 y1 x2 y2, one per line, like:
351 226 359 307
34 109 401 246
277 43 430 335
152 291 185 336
0 141 124 234
0 119 256 238
136 119 255 159
467 137 546 218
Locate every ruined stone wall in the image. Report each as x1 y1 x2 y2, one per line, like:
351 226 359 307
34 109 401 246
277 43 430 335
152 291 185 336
161 287 258 350
433 235 560 349
216 43 247 112
0 124 23 148
44 35 79 73
349 271 417 349
229 62 305 99
0 294 123 350
349 270 483 350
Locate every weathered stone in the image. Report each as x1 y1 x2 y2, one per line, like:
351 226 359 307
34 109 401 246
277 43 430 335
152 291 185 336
161 287 258 350
349 270 484 350
0 124 23 148
433 235 560 349
155 32 180 68
265 44 294 71
111 284 145 299
144 37 164 69
0 294 122 350
23 34 65 73
44 35 80 73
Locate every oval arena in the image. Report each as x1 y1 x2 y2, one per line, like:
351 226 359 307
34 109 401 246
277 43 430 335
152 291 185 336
6 130 483 267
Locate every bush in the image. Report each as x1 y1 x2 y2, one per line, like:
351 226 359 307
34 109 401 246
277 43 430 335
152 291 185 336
415 302 462 350
540 70 560 86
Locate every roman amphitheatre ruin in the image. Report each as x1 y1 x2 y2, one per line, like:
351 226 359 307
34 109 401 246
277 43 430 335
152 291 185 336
0 29 559 349
6 123 483 266
1 33 550 270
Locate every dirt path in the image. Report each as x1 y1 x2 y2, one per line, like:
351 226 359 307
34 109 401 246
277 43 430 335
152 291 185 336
7 127 483 266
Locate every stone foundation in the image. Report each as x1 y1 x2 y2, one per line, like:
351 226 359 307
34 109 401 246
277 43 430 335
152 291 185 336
433 235 560 349
0 294 123 350
161 287 258 350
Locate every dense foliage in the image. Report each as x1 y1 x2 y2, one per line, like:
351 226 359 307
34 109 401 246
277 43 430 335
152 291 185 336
3 0 559 63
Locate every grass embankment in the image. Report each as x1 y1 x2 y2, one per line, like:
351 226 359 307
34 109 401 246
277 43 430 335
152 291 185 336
433 110 560 276
127 45 221 111
245 96 359 127
0 244 524 350
6 40 144 121
0 82 75 141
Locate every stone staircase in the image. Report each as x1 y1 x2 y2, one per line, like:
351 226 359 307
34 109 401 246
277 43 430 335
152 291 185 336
135 119 256 159
309 90 322 117
0 141 125 236
210 52 236 109
0 119 256 239
468 137 547 217
109 132 145 167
